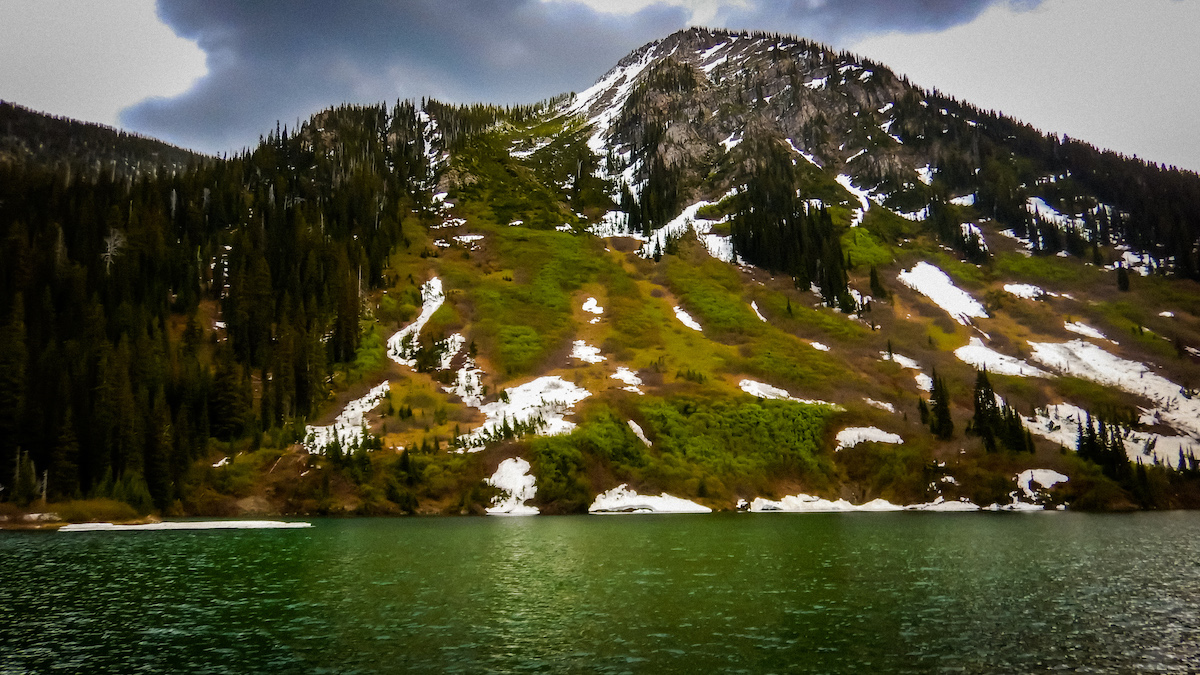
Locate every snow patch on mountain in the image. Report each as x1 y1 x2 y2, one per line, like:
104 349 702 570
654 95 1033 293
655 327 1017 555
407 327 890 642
835 427 903 450
461 377 591 450
571 340 606 364
589 484 711 514
1063 321 1113 343
611 367 644 395
304 381 390 454
387 277 445 367
1004 283 1046 300
897 262 988 326
954 338 1049 378
673 306 703 331
486 458 539 516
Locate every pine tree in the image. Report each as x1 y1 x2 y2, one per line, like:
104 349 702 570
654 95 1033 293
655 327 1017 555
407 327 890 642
50 408 81 500
869 265 888 299
929 369 954 439
0 294 27 491
971 369 998 452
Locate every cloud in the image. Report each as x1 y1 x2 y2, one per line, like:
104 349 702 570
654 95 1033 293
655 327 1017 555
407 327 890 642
714 0 1043 45
121 0 688 153
121 0 1043 154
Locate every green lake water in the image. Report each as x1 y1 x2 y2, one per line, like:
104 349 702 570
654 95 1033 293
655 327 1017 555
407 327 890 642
2 512 1199 674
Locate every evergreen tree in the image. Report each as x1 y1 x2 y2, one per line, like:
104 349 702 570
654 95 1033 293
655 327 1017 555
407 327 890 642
0 294 26 490
929 369 954 439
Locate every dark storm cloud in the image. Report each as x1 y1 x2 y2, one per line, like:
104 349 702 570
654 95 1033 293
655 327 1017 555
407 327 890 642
121 0 1042 154
716 0 1043 44
121 0 689 153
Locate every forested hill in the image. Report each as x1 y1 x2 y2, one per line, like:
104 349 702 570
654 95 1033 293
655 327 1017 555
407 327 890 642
0 101 207 179
3 28 1200 522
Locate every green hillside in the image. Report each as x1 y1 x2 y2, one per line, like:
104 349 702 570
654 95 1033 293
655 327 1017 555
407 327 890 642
4 29 1200 524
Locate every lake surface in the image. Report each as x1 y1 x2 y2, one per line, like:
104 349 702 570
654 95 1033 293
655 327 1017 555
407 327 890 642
3 513 1199 674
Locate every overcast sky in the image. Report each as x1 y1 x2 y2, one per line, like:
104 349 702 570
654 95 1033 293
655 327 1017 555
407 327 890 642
1 0 1197 171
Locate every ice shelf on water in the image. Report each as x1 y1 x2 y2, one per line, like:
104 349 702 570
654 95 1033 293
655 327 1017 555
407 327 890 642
897 262 988 325
570 340 606 364
485 458 539 516
954 338 1049 378
60 521 311 532
835 427 903 450
387 277 445 367
748 494 985 513
589 484 711 514
304 381 391 453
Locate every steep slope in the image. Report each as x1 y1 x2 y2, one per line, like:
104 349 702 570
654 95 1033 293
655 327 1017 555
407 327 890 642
5 29 1200 523
0 100 207 177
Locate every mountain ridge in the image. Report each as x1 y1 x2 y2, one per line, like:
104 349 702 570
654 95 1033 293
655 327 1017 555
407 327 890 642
3 27 1200 523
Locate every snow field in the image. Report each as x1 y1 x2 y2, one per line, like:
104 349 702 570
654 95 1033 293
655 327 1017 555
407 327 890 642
589 484 711 514
570 340 606 364
864 398 896 413
897 262 988 325
462 376 592 448
628 420 652 447
611 367 644 395
1063 321 1112 342
387 277 445 367
1003 283 1046 300
749 495 986 513
1016 469 1068 500
751 301 767 322
673 306 703 331
738 379 837 407
304 381 391 453
1022 402 1196 468
835 174 871 227
485 458 540 516
835 427 903 451
636 194 740 264
1027 339 1200 441
953 338 1049 378
60 521 312 532
880 351 932 392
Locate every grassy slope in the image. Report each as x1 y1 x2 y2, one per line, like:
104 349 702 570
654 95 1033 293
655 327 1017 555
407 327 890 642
184 110 1200 518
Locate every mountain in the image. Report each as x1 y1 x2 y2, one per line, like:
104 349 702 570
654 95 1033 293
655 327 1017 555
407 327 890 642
3 28 1200 524
0 101 208 178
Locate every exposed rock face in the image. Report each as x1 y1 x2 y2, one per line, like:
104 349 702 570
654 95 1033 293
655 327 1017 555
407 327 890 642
570 27 933 203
